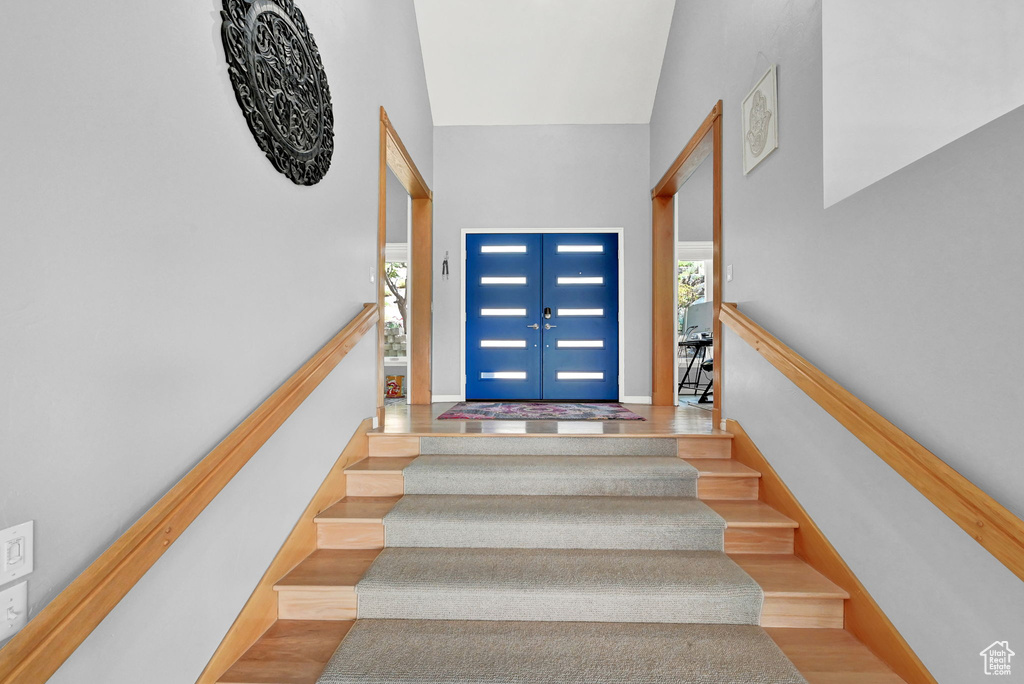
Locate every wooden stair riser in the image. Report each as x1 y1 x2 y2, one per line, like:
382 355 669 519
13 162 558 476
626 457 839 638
345 472 405 497
368 434 731 459
274 587 842 628
275 588 357 621
697 476 759 500
677 437 732 459
761 597 845 629
345 470 759 501
314 520 791 554
367 435 420 457
316 521 385 549
724 527 794 554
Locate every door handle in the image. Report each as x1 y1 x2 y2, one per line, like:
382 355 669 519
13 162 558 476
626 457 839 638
544 323 557 330
526 323 540 329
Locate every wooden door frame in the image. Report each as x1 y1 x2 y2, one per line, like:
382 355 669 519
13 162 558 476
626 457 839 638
651 101 723 427
377 107 432 424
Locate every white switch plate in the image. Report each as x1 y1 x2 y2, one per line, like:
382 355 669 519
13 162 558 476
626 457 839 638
0 521 33 584
369 266 375 284
0 582 27 643
726 264 734 282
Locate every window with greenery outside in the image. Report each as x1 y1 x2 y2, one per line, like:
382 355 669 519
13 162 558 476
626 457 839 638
678 260 706 309
384 262 408 358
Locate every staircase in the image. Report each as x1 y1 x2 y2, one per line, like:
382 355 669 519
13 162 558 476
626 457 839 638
218 430 907 683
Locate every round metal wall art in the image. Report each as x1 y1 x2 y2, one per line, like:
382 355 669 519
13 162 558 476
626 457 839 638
221 0 334 185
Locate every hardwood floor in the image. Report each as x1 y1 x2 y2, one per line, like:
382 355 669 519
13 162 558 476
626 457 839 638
382 402 720 436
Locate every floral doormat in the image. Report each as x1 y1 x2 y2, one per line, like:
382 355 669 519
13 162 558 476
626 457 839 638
437 402 646 421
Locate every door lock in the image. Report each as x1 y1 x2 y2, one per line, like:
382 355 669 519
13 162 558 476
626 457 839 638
543 307 552 319
526 323 540 329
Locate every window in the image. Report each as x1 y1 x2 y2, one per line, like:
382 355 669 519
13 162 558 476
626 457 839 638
677 260 707 309
383 261 408 333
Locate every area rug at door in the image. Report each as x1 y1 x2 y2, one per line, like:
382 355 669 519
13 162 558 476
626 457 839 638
437 402 646 421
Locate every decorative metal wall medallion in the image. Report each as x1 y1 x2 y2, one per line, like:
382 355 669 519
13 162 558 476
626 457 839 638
221 0 334 185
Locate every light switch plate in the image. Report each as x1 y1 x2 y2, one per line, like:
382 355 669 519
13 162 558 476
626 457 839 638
0 521 33 584
726 264 734 282
0 582 27 643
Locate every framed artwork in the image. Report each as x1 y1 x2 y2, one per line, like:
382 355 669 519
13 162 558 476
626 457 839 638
742 65 778 174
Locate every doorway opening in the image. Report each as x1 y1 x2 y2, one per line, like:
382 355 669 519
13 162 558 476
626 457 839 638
651 101 723 427
460 228 625 402
383 172 411 405
377 107 432 425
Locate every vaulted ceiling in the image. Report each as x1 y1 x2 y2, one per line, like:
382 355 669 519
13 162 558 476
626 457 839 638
413 0 676 126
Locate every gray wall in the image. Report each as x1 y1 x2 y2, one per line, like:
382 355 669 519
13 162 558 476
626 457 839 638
675 154 713 243
0 1 431 681
651 2 1023 681
431 124 652 399
386 166 410 245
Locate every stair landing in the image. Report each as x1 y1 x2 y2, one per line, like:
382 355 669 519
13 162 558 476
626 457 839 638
380 401 722 437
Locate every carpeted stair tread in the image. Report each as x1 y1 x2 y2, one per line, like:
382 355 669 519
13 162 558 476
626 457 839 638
317 619 808 684
384 494 726 550
402 454 698 496
356 547 763 624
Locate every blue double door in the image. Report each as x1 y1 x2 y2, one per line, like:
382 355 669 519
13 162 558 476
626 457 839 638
466 233 619 401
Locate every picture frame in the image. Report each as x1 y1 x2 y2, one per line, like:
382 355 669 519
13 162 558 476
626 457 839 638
741 65 779 174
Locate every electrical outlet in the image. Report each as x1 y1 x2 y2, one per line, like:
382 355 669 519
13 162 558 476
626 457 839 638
0 582 27 643
0 521 33 584
726 264 734 282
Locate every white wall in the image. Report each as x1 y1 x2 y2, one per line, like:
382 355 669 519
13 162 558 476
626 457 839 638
0 1 432 681
823 0 1024 206
431 124 651 399
652 2 1024 682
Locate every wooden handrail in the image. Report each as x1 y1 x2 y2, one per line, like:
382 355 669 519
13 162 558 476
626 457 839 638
0 303 379 684
720 302 1024 582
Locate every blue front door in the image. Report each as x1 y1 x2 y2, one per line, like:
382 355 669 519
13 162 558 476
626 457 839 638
466 233 619 401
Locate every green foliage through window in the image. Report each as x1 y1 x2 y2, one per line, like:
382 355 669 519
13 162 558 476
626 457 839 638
678 260 706 310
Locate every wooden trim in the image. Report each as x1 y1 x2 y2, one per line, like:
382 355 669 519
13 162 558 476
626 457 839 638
376 114 389 427
0 304 378 684
651 100 723 420
721 302 1024 582
651 101 721 199
650 195 675 405
377 107 433 422
409 197 432 404
710 105 723 427
381 109 431 201
196 419 372 684
728 419 937 684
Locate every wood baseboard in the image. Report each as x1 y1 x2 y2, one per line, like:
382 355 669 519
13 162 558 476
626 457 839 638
726 419 936 684
196 418 373 684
